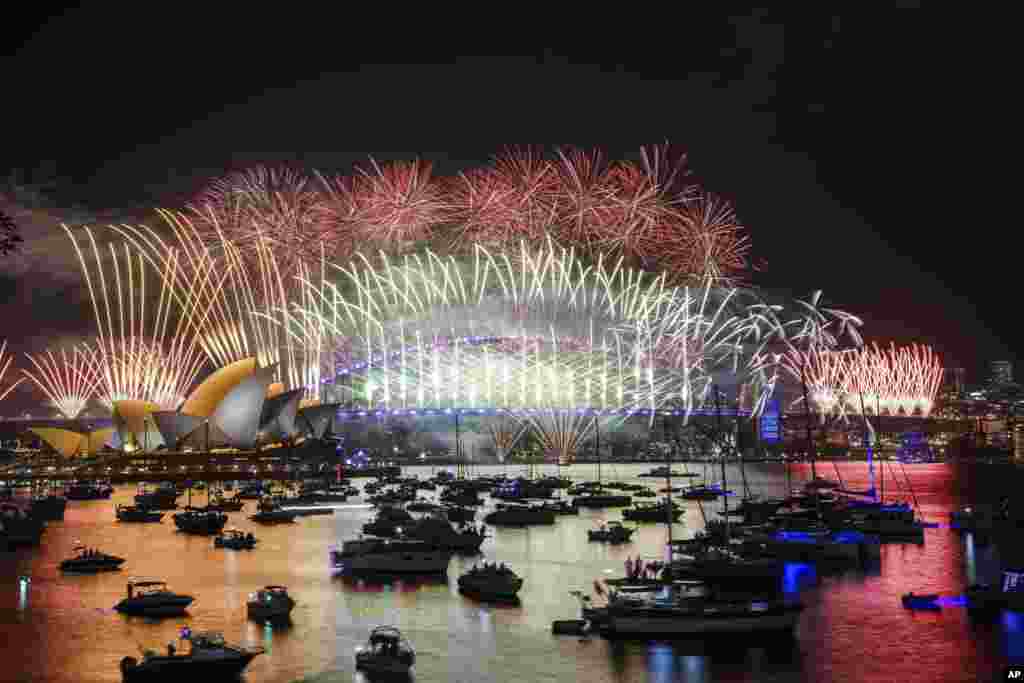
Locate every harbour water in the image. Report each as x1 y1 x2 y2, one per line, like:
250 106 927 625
1 462 1020 682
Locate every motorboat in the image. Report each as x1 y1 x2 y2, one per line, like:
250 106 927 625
247 585 295 621
331 538 453 574
638 467 690 478
442 505 476 523
901 592 940 610
588 521 635 544
622 501 683 523
680 484 728 501
355 626 415 676
173 509 228 535
29 494 67 521
0 502 45 546
65 482 113 500
439 489 483 507
540 499 579 515
114 580 194 616
236 483 265 500
205 493 245 512
573 491 633 509
214 529 257 550
633 488 657 498
120 631 263 682
116 505 164 523
403 514 486 552
848 503 926 538
60 546 125 572
601 581 804 636
134 490 179 510
363 506 414 537
248 498 297 524
484 503 555 526
405 501 440 513
492 478 556 500
458 562 524 601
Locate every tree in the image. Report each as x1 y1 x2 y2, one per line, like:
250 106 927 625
0 209 23 255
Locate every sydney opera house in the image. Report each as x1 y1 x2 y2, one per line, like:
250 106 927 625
28 358 339 459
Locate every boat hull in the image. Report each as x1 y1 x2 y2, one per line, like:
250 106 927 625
121 652 258 682
332 550 452 574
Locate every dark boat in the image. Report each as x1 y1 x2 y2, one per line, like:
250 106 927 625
0 502 45 546
680 484 730 500
30 495 67 521
204 493 245 512
355 626 415 676
60 546 125 572
442 505 476 523
403 514 486 552
458 562 523 601
622 501 683 523
901 592 940 610
116 505 164 523
484 503 556 526
134 489 179 510
588 521 635 544
120 631 263 682
247 585 295 620
363 506 414 537
214 529 257 550
173 509 228 535
65 482 113 500
331 538 453 574
236 483 265 500
248 499 297 524
573 492 633 508
540 499 579 515
114 580 194 616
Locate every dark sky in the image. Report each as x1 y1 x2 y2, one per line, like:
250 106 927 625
0 7 1013 414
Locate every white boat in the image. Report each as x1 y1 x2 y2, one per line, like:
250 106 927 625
355 626 415 676
331 538 452 574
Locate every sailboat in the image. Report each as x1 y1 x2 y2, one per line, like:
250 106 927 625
572 418 632 509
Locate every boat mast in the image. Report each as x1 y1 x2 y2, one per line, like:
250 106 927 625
595 416 601 491
665 411 673 560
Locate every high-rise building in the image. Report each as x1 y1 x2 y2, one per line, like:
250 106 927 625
990 360 1013 387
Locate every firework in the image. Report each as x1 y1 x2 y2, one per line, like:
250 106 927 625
447 147 559 248
486 414 530 463
655 195 752 287
0 340 24 404
62 224 208 410
21 346 101 419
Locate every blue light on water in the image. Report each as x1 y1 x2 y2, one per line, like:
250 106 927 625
1003 609 1024 662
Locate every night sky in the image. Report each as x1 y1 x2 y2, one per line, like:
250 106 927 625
0 8 1012 414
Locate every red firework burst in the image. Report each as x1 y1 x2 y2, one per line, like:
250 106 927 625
654 194 752 286
189 166 333 281
551 147 619 251
447 147 559 248
347 157 448 249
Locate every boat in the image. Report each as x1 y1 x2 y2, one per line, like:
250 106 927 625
120 631 263 682
114 580 194 616
639 467 692 478
116 505 164 523
666 545 783 582
588 521 635 544
363 506 414 537
966 570 1024 613
236 483 265 500
633 488 657 498
439 490 482 507
29 494 67 521
214 529 257 550
540 499 579 515
405 501 440 513
901 592 940 610
248 498 297 524
355 626 415 676
173 509 228 535
134 490 179 510
442 505 476 523
65 482 114 500
601 581 804 636
680 484 728 501
740 528 879 565
60 546 125 572
458 562 524 600
573 491 633 508
492 478 556 500
247 585 295 620
848 503 926 538
622 501 683 523
484 503 556 526
331 538 453 574
403 514 486 552
205 493 245 512
0 502 45 546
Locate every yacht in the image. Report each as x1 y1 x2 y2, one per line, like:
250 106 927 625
65 482 113 500
588 521 635 544
249 499 297 524
622 501 682 523
114 580 194 616
120 631 263 682
0 502 45 546
247 585 295 621
484 503 555 526
602 581 804 636
363 506 414 537
331 538 453 574
29 494 67 521
355 626 415 676
442 505 476 523
173 509 228 535
116 505 164 523
214 529 257 550
60 546 125 572
458 563 524 600
403 514 486 552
